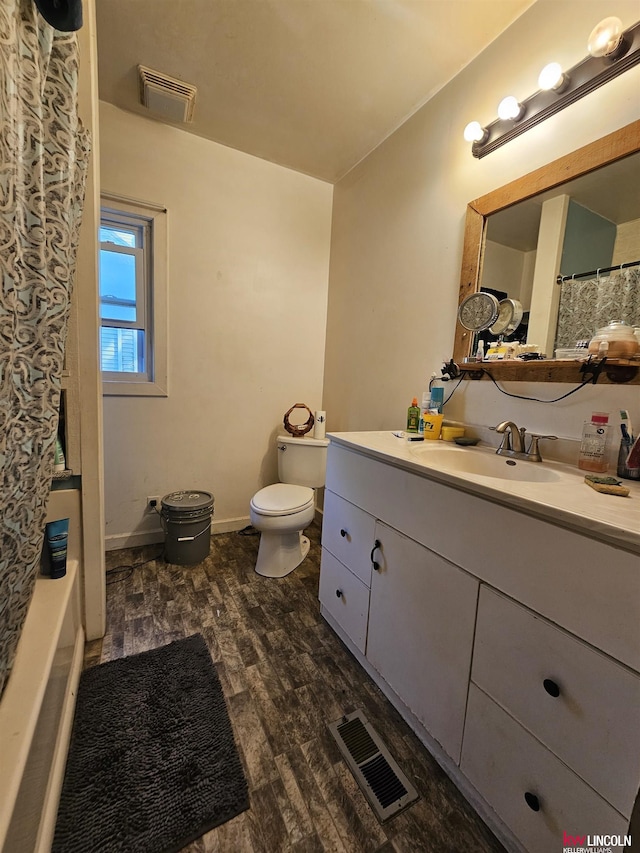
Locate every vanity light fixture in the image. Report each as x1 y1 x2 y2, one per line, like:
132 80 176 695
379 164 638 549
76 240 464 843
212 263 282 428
465 17 640 158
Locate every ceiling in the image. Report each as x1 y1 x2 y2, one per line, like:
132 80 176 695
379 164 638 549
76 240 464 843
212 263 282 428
95 0 534 183
487 152 640 252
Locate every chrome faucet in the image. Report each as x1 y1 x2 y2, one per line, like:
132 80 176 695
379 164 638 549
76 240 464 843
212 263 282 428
493 421 557 462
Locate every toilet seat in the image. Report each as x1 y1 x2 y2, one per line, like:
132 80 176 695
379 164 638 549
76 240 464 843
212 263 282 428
250 483 314 517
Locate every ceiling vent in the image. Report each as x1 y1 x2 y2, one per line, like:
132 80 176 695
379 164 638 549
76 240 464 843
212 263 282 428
138 65 197 124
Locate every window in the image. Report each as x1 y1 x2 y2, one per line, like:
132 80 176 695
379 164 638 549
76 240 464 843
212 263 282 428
100 195 167 396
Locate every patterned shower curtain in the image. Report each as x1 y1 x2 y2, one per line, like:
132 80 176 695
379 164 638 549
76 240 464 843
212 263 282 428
0 1 90 697
555 267 640 348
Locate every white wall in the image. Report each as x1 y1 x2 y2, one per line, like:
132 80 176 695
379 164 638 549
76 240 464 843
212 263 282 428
614 217 640 264
100 103 333 548
324 0 640 449
482 241 533 309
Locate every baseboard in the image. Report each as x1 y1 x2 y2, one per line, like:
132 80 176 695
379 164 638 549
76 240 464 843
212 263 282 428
105 530 163 551
212 516 252 535
105 516 252 551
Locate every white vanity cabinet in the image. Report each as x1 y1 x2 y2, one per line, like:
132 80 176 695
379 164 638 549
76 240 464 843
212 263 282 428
318 435 640 853
367 521 478 763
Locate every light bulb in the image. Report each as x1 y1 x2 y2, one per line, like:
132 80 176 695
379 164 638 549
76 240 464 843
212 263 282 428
588 16 624 58
538 62 568 92
463 121 488 143
497 96 524 121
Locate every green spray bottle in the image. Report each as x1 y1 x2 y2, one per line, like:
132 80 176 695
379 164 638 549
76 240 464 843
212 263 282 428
406 398 420 433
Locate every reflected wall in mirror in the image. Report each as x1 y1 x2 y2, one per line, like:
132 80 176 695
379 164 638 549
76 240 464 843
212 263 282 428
454 120 640 382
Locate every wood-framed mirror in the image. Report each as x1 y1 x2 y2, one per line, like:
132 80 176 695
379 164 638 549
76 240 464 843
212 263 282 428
453 120 640 384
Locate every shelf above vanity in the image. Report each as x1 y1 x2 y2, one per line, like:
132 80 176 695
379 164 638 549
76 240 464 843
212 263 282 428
458 357 640 384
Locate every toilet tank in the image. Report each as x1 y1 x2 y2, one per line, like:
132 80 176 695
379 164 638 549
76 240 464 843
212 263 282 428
277 434 329 488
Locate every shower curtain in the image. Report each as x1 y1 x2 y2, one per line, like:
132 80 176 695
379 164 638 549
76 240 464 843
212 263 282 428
555 267 640 349
0 1 90 698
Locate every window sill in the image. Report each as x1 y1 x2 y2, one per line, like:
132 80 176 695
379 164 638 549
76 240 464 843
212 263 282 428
102 379 168 397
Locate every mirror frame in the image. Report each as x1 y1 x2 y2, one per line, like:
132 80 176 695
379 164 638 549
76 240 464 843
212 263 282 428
453 119 640 384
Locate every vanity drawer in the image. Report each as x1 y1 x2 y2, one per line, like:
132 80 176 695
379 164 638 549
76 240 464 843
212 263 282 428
322 490 375 587
471 586 640 817
461 684 629 853
319 549 370 653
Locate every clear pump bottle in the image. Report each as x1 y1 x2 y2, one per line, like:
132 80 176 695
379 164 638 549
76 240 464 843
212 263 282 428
578 412 610 473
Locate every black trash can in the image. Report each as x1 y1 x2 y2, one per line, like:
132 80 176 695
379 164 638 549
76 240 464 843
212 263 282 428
161 490 214 565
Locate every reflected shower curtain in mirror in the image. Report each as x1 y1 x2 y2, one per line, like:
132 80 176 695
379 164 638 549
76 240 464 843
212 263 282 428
555 268 640 349
0 1 90 697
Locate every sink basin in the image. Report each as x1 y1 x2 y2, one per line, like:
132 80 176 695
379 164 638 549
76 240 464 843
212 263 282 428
410 445 562 483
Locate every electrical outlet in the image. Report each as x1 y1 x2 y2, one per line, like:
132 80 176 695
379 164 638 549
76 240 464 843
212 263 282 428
147 495 161 511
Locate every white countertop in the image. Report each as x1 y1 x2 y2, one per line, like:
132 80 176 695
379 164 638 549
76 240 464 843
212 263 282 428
327 431 640 555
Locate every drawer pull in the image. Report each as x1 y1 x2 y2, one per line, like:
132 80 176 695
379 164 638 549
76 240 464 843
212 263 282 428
543 678 561 698
340 528 348 538
336 589 343 598
370 539 381 571
524 792 540 812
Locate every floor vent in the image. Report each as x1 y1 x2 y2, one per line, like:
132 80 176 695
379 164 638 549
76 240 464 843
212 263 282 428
329 710 419 823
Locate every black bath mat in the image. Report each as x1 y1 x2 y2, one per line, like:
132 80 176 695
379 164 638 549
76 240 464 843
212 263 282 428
53 634 249 853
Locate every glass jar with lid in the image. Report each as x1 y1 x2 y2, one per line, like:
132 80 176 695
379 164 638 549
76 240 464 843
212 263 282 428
587 322 640 357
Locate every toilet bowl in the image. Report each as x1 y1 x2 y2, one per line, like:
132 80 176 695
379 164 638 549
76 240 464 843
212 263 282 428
250 484 315 577
250 434 329 578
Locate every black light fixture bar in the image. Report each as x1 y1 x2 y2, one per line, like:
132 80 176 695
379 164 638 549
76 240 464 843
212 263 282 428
472 20 640 159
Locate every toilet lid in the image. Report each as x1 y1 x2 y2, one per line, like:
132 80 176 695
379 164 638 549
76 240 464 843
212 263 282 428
251 483 314 516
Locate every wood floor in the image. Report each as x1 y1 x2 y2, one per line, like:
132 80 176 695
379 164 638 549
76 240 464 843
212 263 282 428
85 522 506 853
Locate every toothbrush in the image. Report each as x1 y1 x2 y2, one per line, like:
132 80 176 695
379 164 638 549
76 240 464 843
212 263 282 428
620 409 634 442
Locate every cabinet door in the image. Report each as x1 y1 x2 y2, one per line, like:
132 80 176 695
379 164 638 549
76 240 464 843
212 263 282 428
366 521 479 763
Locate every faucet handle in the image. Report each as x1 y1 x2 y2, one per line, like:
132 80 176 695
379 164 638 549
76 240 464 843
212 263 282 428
527 434 558 462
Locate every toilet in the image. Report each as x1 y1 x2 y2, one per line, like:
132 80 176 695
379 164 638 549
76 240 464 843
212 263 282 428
250 434 329 578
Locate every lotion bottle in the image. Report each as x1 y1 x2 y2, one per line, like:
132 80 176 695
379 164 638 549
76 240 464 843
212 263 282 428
578 412 610 473
429 386 444 413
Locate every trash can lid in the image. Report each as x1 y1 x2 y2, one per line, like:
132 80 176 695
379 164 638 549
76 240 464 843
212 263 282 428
161 490 214 511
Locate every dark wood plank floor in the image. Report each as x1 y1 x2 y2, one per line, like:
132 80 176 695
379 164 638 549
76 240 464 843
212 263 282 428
86 522 506 853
